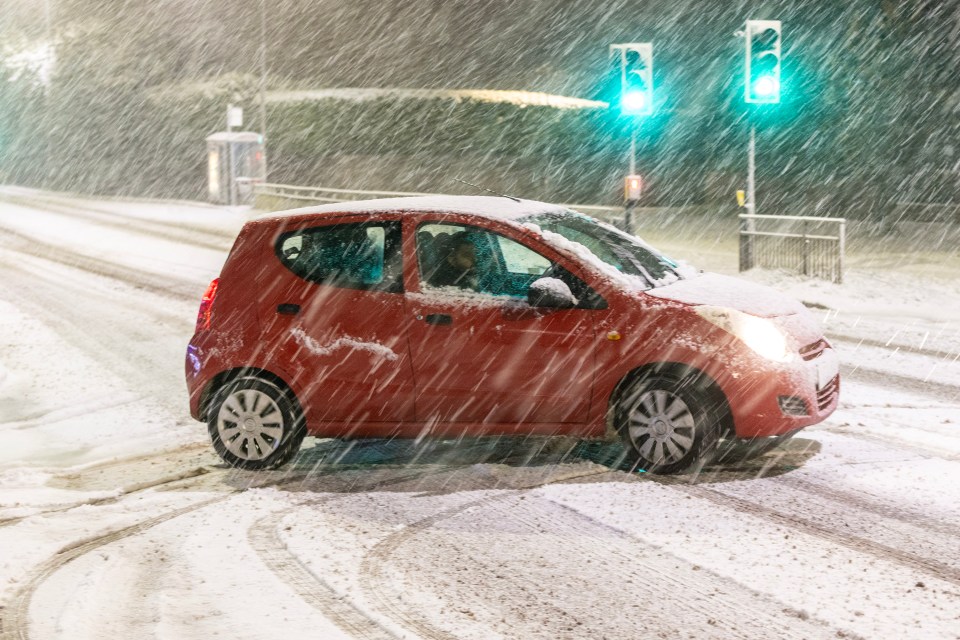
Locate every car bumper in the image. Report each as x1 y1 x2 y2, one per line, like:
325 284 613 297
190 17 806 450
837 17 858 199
723 346 840 438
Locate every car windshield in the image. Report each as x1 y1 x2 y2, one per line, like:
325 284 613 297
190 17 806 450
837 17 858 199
520 210 688 289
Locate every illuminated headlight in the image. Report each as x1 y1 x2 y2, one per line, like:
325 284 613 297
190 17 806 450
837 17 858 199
695 306 794 363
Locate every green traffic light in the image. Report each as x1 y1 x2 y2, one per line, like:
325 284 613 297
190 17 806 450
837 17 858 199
622 90 648 115
745 21 782 104
752 75 779 99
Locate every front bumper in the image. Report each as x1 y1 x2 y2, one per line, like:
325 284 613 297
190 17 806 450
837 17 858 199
723 345 840 438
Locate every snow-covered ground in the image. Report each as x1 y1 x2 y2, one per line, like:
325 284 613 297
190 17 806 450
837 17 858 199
1 186 958 639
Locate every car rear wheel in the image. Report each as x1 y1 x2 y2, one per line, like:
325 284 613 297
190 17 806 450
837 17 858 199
615 370 723 474
208 377 306 470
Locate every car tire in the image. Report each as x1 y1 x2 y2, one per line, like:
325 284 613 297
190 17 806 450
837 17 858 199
207 376 306 470
614 369 723 474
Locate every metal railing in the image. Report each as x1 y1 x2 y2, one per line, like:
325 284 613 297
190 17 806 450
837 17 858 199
255 182 440 204
739 213 846 284
253 182 624 224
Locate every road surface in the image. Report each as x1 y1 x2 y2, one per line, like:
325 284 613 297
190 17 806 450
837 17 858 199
1 187 958 640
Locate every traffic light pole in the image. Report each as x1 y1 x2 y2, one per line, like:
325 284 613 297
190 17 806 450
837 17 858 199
740 125 757 271
748 125 756 217
625 129 637 233
739 18 781 271
258 0 269 180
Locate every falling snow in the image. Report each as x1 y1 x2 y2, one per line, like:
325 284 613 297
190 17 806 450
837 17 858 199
1 1 960 637
0 189 958 639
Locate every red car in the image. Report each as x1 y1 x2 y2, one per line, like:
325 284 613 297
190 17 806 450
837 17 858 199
186 196 839 473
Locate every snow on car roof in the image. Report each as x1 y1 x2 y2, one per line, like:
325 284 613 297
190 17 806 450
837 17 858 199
256 195 568 222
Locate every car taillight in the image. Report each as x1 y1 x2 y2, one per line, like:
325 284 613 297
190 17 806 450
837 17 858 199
196 278 220 331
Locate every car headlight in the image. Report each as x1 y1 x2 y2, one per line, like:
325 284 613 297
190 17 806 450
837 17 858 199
695 306 794 363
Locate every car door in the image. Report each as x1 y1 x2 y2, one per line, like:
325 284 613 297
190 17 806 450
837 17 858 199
406 219 599 427
257 217 415 424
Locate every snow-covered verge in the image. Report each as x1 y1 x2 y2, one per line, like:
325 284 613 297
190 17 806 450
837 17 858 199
0 187 958 639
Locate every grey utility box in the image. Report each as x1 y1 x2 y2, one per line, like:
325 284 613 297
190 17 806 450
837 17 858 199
206 131 266 206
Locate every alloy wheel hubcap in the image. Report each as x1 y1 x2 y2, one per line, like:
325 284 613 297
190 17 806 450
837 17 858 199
627 389 696 465
217 389 285 461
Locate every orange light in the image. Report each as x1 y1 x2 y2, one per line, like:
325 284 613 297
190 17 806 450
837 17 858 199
607 331 622 341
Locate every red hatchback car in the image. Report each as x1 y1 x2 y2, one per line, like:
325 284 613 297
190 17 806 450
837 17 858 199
186 196 839 473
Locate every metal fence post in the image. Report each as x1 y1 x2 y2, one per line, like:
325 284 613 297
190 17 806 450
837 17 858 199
739 215 754 272
802 220 809 276
837 219 845 284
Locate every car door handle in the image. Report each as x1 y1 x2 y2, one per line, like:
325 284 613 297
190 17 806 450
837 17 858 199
424 314 452 326
277 303 301 315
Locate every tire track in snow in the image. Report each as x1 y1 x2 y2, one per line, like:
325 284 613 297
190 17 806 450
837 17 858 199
820 427 960 463
819 364 960 463
818 399 960 465
495 494 843 639
250 440 959 639
0 226 201 302
342 412 960 636
0 250 200 420
0 465 326 640
674 457 960 567
778 476 960 540
245 440 574 640
828 332 960 362
660 480 960 587
0 495 229 640
841 364 960 403
358 479 841 640
250 482 417 640
0 467 210 529
0 192 233 253
14 191 236 243
250 510 402 640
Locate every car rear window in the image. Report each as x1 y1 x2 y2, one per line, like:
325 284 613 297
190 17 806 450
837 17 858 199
276 221 402 292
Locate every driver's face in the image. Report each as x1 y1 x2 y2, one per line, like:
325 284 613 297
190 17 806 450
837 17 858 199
450 243 476 270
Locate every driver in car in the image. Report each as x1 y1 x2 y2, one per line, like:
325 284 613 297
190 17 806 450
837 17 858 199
429 232 478 290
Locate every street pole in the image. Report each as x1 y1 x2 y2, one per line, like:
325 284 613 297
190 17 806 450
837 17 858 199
748 125 756 217
258 0 269 181
44 0 53 62
43 0 54 185
258 1 268 139
740 124 757 271
625 128 637 234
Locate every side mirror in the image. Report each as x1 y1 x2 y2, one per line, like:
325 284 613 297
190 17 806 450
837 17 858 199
528 277 578 309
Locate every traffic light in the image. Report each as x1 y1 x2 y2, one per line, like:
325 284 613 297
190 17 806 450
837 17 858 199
624 175 643 202
610 43 653 116
745 20 781 104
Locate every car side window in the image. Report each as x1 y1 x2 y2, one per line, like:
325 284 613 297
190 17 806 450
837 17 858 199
277 222 402 292
497 235 552 276
418 222 578 300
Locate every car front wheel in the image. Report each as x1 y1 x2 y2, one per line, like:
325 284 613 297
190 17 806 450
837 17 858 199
615 370 723 474
207 377 306 470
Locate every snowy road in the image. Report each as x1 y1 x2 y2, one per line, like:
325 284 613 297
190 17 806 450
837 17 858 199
1 188 959 639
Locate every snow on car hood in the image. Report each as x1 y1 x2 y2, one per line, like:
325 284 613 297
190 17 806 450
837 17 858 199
645 272 808 319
